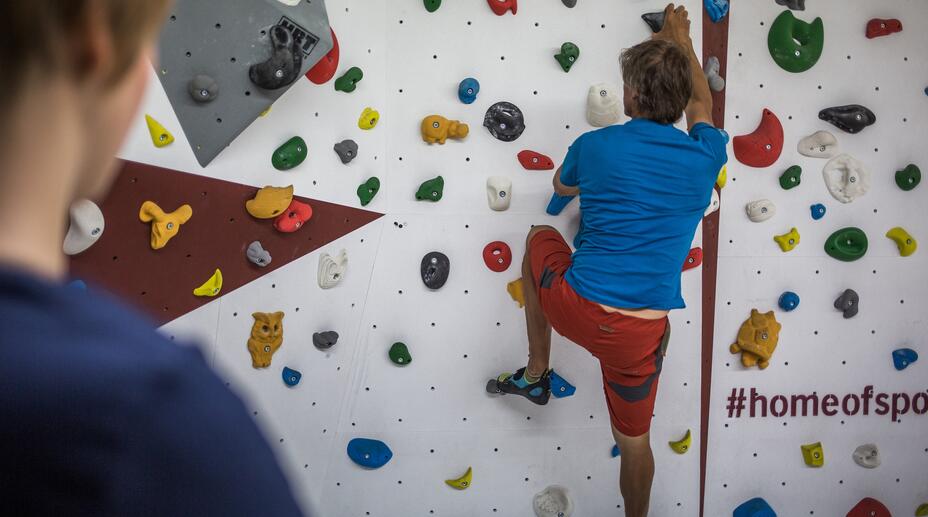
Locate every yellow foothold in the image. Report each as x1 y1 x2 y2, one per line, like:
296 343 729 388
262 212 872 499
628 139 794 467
716 164 727 189
193 269 223 297
260 106 272 117
915 503 928 516
668 429 691 454
145 114 174 148
773 227 800 252
246 185 294 219
358 107 380 130
445 466 472 490
885 227 917 257
800 442 824 467
139 201 192 250
507 278 525 308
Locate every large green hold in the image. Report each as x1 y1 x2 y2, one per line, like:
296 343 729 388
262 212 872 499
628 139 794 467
554 42 580 73
423 0 441 12
825 227 868 262
415 176 444 202
779 165 802 190
895 164 921 191
357 177 380 206
334 67 364 93
389 342 412 365
768 10 824 73
272 136 307 170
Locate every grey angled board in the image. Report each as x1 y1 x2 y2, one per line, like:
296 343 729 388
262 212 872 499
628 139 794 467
156 0 333 167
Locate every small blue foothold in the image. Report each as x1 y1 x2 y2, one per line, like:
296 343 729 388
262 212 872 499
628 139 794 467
892 348 918 371
778 291 800 312
282 367 302 387
810 203 826 220
458 78 480 104
611 444 621 457
68 279 87 290
546 193 576 215
347 438 393 469
549 370 576 398
705 0 730 23
733 497 777 517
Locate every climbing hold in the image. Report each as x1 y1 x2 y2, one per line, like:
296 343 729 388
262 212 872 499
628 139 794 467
487 177 512 211
682 248 703 271
823 154 870 203
778 291 800 312
192 269 223 297
641 11 665 33
611 445 620 458
247 311 284 369
421 251 451 290
416 176 445 202
63 199 104 256
334 66 363 93
847 498 890 517
445 466 472 490
358 107 379 130
138 201 192 250
484 102 525 142
246 241 272 267
458 78 480 104
797 130 838 158
357 177 381 207
518 150 554 170
810 203 826 220
773 228 800 252
917 503 928 517
745 199 776 223
483 241 512 273
334 139 359 164
704 56 725 92
347 438 393 469
318 249 348 289
716 165 727 189
272 136 307 171
246 185 294 219
825 227 869 262
507 278 525 308
733 109 783 168
423 0 441 13
389 342 412 365
260 106 272 117
586 83 622 127
273 199 312 233
421 115 469 144
819 105 876 134
68 280 87 291
705 0 729 23
866 18 902 39
668 430 691 454
487 0 517 16
306 28 339 85
704 189 720 217
549 370 576 398
282 366 301 387
312 331 339 350
775 0 804 10
895 164 921 191
800 442 824 467
852 444 880 469
767 10 824 73
187 74 219 103
779 165 802 190
733 497 776 517
533 485 574 517
834 289 860 319
144 114 174 148
886 227 917 257
546 193 575 215
730 309 782 369
562 0 577 7
249 23 302 90
892 348 918 371
554 42 580 73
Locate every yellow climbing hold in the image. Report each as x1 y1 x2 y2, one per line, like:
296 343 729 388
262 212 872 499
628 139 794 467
246 185 294 219
145 114 174 148
358 107 380 130
445 466 472 490
886 227 917 257
260 106 272 117
507 278 525 308
915 503 928 516
668 429 691 454
139 200 192 249
716 164 727 189
774 227 800 252
193 269 223 297
800 442 824 467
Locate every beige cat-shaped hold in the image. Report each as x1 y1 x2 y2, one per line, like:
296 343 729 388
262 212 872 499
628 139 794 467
247 311 284 368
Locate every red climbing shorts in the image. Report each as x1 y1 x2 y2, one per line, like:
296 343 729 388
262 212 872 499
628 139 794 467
529 229 670 437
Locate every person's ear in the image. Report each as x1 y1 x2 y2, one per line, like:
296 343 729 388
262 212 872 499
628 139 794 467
70 5 117 86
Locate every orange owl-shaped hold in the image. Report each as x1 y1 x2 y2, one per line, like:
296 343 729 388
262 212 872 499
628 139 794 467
247 311 284 368
421 115 469 144
729 309 781 369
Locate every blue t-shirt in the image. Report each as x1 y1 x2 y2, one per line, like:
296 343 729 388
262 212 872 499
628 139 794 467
560 119 727 310
0 268 304 516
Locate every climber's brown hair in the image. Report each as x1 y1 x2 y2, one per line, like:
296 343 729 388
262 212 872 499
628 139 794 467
620 39 693 125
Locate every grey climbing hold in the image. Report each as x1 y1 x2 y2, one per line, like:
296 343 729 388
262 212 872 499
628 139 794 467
533 485 574 517
641 11 665 33
776 0 805 10
333 139 359 164
249 23 302 90
312 331 339 350
483 101 525 142
188 74 219 103
562 0 577 7
246 241 272 267
834 289 859 319
421 251 450 290
852 444 880 468
704 56 725 92
797 130 838 159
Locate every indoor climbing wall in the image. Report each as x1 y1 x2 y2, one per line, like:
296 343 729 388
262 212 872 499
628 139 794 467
706 1 928 516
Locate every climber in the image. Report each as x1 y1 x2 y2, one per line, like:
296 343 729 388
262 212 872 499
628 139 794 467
0 2 303 515
494 4 726 516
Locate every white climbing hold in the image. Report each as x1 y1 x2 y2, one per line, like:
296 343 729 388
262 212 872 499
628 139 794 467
852 443 880 469
533 485 574 517
586 82 622 127
745 199 776 223
704 189 720 217
318 249 348 289
823 153 870 203
63 199 105 255
703 56 725 92
797 130 838 158
486 176 512 211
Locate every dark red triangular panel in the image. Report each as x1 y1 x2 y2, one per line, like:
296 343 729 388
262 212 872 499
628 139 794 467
69 160 382 325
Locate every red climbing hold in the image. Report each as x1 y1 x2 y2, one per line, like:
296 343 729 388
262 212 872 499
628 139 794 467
682 247 703 271
518 150 555 171
866 18 902 39
487 0 517 15
274 199 313 233
846 498 890 517
733 108 783 168
483 241 512 273
306 28 339 84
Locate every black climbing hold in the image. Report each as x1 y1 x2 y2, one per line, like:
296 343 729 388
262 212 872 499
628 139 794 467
334 139 359 164
562 0 577 7
483 102 525 142
834 289 859 319
312 331 339 350
420 251 450 290
775 0 805 10
188 74 219 103
249 24 303 90
641 11 665 33
818 105 876 134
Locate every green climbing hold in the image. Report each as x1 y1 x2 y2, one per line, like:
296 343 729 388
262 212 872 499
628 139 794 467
389 342 412 365
272 136 307 171
895 164 921 191
767 10 824 73
825 227 869 262
779 165 802 190
554 42 580 73
357 177 380 206
424 0 441 12
415 176 444 202
334 66 363 93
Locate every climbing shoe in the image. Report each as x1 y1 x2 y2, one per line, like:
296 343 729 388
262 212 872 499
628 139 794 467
492 367 551 405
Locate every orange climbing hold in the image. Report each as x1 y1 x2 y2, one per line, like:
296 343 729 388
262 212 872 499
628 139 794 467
487 0 517 15
138 201 192 250
246 185 294 219
507 278 525 308
247 311 284 368
421 115 469 144
730 309 781 369
518 150 555 171
733 109 783 168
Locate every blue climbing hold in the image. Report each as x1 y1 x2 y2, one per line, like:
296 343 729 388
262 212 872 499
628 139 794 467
705 0 730 23
347 438 393 469
282 367 302 387
733 497 776 517
892 348 918 371
611 444 621 457
68 279 87 290
546 193 576 215
778 291 800 312
458 77 480 104
810 203 826 220
549 370 576 398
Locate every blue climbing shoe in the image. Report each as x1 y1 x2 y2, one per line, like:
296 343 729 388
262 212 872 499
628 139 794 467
486 367 551 405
